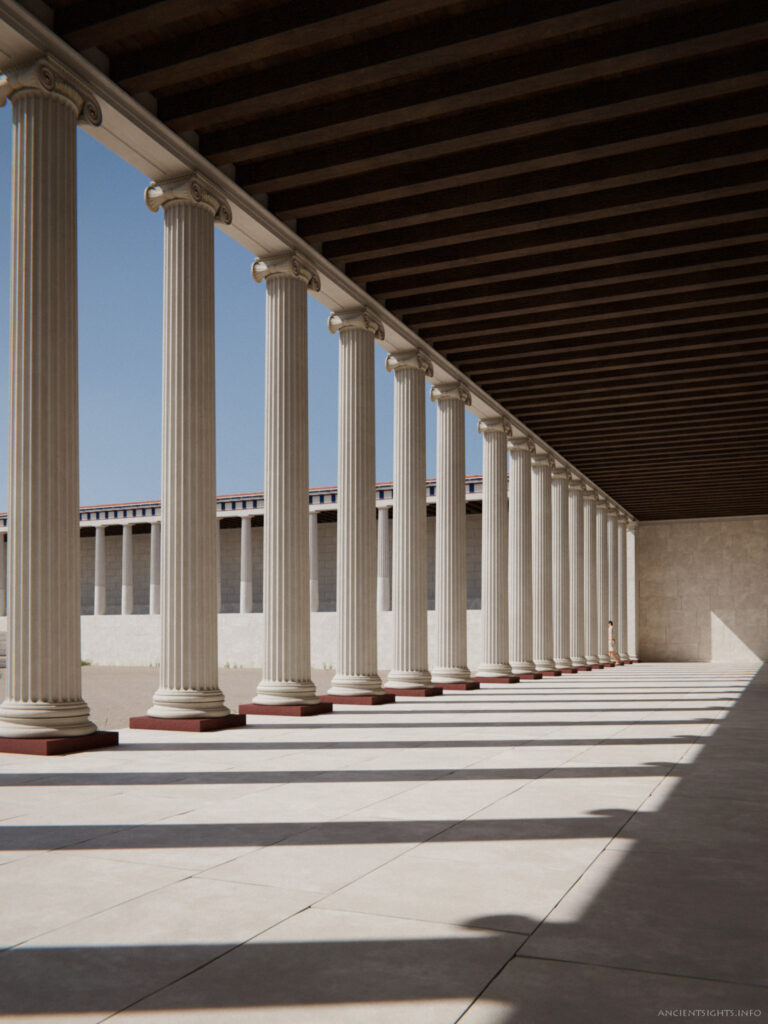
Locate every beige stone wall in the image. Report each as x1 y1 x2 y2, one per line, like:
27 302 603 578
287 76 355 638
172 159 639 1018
638 515 768 662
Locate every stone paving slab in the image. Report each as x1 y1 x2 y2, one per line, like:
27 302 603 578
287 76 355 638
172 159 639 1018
0 662 764 1022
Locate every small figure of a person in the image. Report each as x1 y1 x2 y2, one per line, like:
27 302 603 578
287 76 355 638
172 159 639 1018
608 620 621 666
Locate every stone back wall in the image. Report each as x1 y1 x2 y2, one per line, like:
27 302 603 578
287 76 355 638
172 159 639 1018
637 515 768 662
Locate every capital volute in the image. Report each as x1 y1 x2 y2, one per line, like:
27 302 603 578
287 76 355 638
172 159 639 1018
606 505 619 519
145 174 232 223
596 499 610 513
251 251 320 291
430 382 471 406
507 433 534 453
568 475 586 493
531 452 555 470
0 56 101 125
551 466 570 482
385 349 433 377
582 488 597 504
328 308 384 340
479 417 511 438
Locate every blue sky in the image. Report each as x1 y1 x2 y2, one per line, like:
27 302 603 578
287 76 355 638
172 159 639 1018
0 104 483 509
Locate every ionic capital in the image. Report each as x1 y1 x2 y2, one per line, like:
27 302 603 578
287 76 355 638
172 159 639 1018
385 349 433 376
551 466 570 482
596 499 610 513
582 488 598 504
478 417 510 437
328 308 384 340
430 382 471 406
531 452 555 470
0 56 101 125
627 519 638 533
568 476 586 493
606 505 619 519
145 174 232 223
507 433 535 453
251 251 320 291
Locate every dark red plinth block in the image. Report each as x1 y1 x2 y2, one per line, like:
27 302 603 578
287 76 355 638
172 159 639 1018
129 714 246 732
474 676 519 685
439 681 481 690
631 659 641 663
538 670 562 677
575 665 592 671
558 668 577 674
318 693 396 705
516 672 543 680
385 687 444 698
0 730 119 756
239 703 333 717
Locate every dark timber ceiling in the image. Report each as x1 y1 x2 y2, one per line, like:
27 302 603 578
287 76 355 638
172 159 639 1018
49 0 768 519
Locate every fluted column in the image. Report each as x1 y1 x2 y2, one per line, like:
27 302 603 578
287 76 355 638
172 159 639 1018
240 517 253 614
551 467 572 671
568 478 587 668
308 511 319 613
0 534 6 618
252 252 321 705
508 436 535 675
121 525 134 615
582 490 599 665
476 419 513 679
595 500 610 664
607 506 619 655
94 525 107 616
532 453 555 672
0 60 102 740
627 521 639 661
386 350 433 689
431 382 472 685
617 515 629 662
149 522 160 615
377 508 392 612
144 175 231 718
328 309 384 696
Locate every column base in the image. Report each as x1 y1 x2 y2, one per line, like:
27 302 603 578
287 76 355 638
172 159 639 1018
385 687 444 698
0 731 119 756
318 694 395 705
557 668 577 674
538 670 562 677
129 715 246 732
439 681 480 691
474 676 519 685
516 672 543 680
631 658 640 663
575 665 592 671
239 703 333 717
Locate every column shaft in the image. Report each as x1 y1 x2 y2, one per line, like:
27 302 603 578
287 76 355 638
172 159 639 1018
508 437 534 673
149 522 160 615
145 180 230 717
308 511 319 613
0 64 98 737
94 525 106 615
595 502 610 663
431 384 471 683
377 508 392 612
0 534 6 618
627 522 639 660
477 421 512 677
617 517 629 661
253 254 320 704
121 525 133 615
329 311 382 693
568 480 586 667
582 492 599 665
387 352 432 687
607 509 619 644
531 455 555 671
240 517 253 614
551 469 572 670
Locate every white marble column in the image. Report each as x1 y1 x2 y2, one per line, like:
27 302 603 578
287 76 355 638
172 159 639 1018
582 490 599 666
476 419 513 679
627 521 639 661
308 511 320 613
508 436 535 675
144 176 231 718
216 520 222 613
617 515 629 662
607 506 619 655
93 525 107 615
431 382 472 685
531 453 555 673
551 467 572 671
386 350 433 689
149 522 160 615
121 525 134 615
240 516 253 614
595 500 610 664
568 478 587 668
0 534 6 618
252 252 321 705
328 309 384 696
377 507 392 612
0 60 101 739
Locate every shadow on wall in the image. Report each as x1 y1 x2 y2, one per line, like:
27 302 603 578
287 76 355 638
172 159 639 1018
638 515 768 662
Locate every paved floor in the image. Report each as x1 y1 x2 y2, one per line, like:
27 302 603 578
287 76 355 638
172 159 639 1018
0 662 766 1023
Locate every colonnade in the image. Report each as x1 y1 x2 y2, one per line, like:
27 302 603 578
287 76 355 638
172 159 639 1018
0 56 638 749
